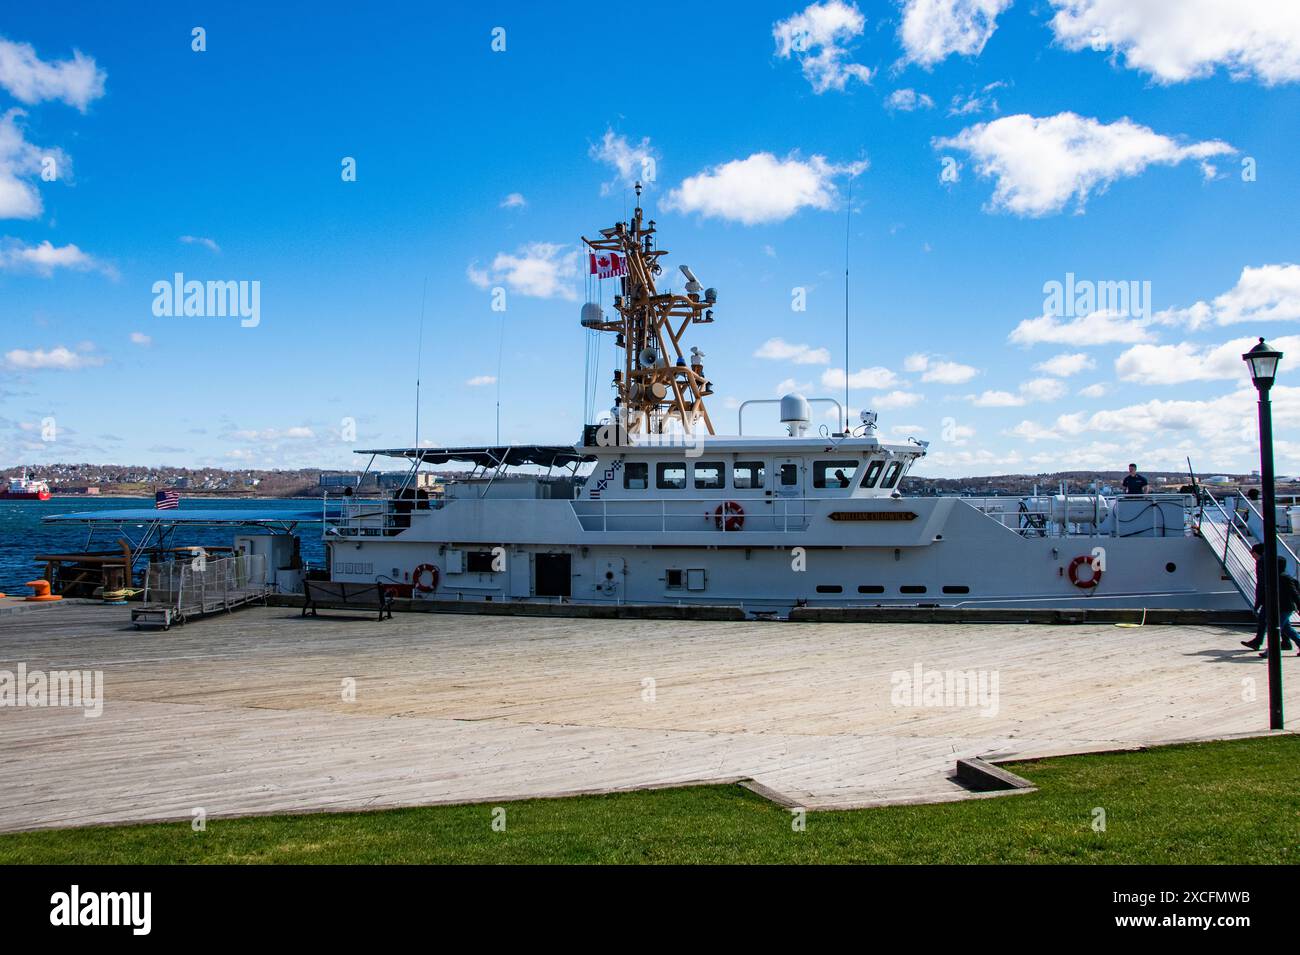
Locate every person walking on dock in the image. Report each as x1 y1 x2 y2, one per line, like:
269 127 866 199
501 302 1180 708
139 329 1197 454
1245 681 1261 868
1243 549 1300 654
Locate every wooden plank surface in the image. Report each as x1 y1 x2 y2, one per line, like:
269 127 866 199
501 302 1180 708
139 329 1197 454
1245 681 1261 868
0 601 1294 832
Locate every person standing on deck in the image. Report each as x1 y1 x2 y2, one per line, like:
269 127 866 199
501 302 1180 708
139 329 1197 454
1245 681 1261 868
1121 463 1148 495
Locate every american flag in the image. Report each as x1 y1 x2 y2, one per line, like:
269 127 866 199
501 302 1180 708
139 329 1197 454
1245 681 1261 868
155 489 180 510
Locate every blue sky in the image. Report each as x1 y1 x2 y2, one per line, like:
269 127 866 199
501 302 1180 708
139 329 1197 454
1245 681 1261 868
3 0 1299 477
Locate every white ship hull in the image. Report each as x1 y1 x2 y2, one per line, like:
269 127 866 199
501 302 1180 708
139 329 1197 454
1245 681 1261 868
325 492 1247 614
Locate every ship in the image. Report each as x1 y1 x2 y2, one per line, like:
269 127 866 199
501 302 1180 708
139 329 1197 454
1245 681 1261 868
321 193 1277 617
2 469 51 501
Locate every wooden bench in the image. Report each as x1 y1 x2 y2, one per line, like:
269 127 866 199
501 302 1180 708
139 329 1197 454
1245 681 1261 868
302 580 394 621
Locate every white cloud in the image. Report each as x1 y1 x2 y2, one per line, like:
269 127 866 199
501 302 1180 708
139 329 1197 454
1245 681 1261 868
871 389 924 409
886 88 934 111
821 366 901 389
1034 351 1095 377
754 337 832 364
0 109 67 219
947 80 1006 116
0 36 106 111
1153 264 1300 331
968 389 1024 407
967 376 1070 407
466 242 579 300
466 375 497 386
1019 377 1068 402
0 238 113 277
180 235 220 253
1006 419 1063 441
905 351 979 383
773 1 875 93
664 152 866 225
934 112 1235 216
1115 334 1300 385
1066 385 1300 440
589 130 657 194
898 0 1013 67
499 192 526 209
775 377 815 395
1078 382 1108 398
1048 0 1300 86
129 332 151 346
5 344 104 370
926 359 979 384
1009 310 1155 346
231 427 315 442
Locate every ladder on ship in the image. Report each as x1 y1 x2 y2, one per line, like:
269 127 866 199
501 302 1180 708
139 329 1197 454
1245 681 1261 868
1197 493 1299 606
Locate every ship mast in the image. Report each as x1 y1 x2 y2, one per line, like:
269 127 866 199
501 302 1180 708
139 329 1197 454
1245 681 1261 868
581 183 717 436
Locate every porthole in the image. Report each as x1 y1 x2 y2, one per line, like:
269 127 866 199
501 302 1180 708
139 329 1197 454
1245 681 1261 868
816 584 843 594
900 585 927 594
858 584 884 594
1165 562 1177 573
942 585 970 594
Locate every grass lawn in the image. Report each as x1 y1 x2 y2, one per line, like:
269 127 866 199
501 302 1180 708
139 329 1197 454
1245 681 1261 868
2 735 1297 864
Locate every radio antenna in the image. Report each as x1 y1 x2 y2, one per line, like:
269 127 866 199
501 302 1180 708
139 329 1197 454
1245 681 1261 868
844 179 852 433
415 275 427 448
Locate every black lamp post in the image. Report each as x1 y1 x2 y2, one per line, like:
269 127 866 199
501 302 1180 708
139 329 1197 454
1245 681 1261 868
1243 337 1284 730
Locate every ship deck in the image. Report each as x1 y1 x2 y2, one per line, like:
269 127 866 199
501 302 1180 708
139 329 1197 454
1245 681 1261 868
0 599 1295 833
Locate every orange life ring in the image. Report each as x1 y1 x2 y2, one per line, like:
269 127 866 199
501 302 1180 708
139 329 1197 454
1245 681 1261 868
1068 554 1102 589
714 501 744 532
412 563 439 593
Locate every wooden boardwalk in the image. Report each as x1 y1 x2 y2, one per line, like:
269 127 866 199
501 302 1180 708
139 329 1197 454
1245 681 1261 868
0 601 1294 832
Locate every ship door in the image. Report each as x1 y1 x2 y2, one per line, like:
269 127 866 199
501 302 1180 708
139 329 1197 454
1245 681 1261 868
535 552 572 598
775 458 805 530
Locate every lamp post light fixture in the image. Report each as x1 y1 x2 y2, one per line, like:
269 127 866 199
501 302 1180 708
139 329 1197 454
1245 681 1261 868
1243 337 1284 730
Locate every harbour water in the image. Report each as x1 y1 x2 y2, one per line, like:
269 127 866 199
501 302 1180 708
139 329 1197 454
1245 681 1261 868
0 498 328 592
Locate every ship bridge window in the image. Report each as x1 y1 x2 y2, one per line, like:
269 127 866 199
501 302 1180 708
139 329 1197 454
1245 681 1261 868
881 461 903 489
624 462 648 490
693 462 725 489
814 460 858 489
859 459 885 489
656 463 687 490
733 461 766 489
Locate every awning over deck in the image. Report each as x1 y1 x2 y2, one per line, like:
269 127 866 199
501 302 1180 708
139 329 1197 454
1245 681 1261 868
43 506 336 527
356 445 595 469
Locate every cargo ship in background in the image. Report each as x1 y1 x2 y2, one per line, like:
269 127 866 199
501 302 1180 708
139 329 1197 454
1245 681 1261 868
1 469 51 501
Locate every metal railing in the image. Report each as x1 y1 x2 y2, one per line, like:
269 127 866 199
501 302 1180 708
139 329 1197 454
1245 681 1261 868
964 493 1194 538
571 496 810 533
143 554 267 616
1197 496 1257 602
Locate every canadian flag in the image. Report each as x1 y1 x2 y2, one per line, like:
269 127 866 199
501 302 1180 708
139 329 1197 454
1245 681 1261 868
589 251 627 279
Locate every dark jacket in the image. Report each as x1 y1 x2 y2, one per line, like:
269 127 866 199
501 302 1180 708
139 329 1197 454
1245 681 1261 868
1282 574 1300 616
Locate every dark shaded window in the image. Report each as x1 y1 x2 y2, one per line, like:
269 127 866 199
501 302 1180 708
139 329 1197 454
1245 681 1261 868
656 463 686 489
859 460 885 488
814 460 858 489
666 569 683 589
693 462 724 489
858 585 884 594
624 462 648 490
900 584 927 594
942 585 970 594
816 584 843 593
780 463 799 486
467 551 498 573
